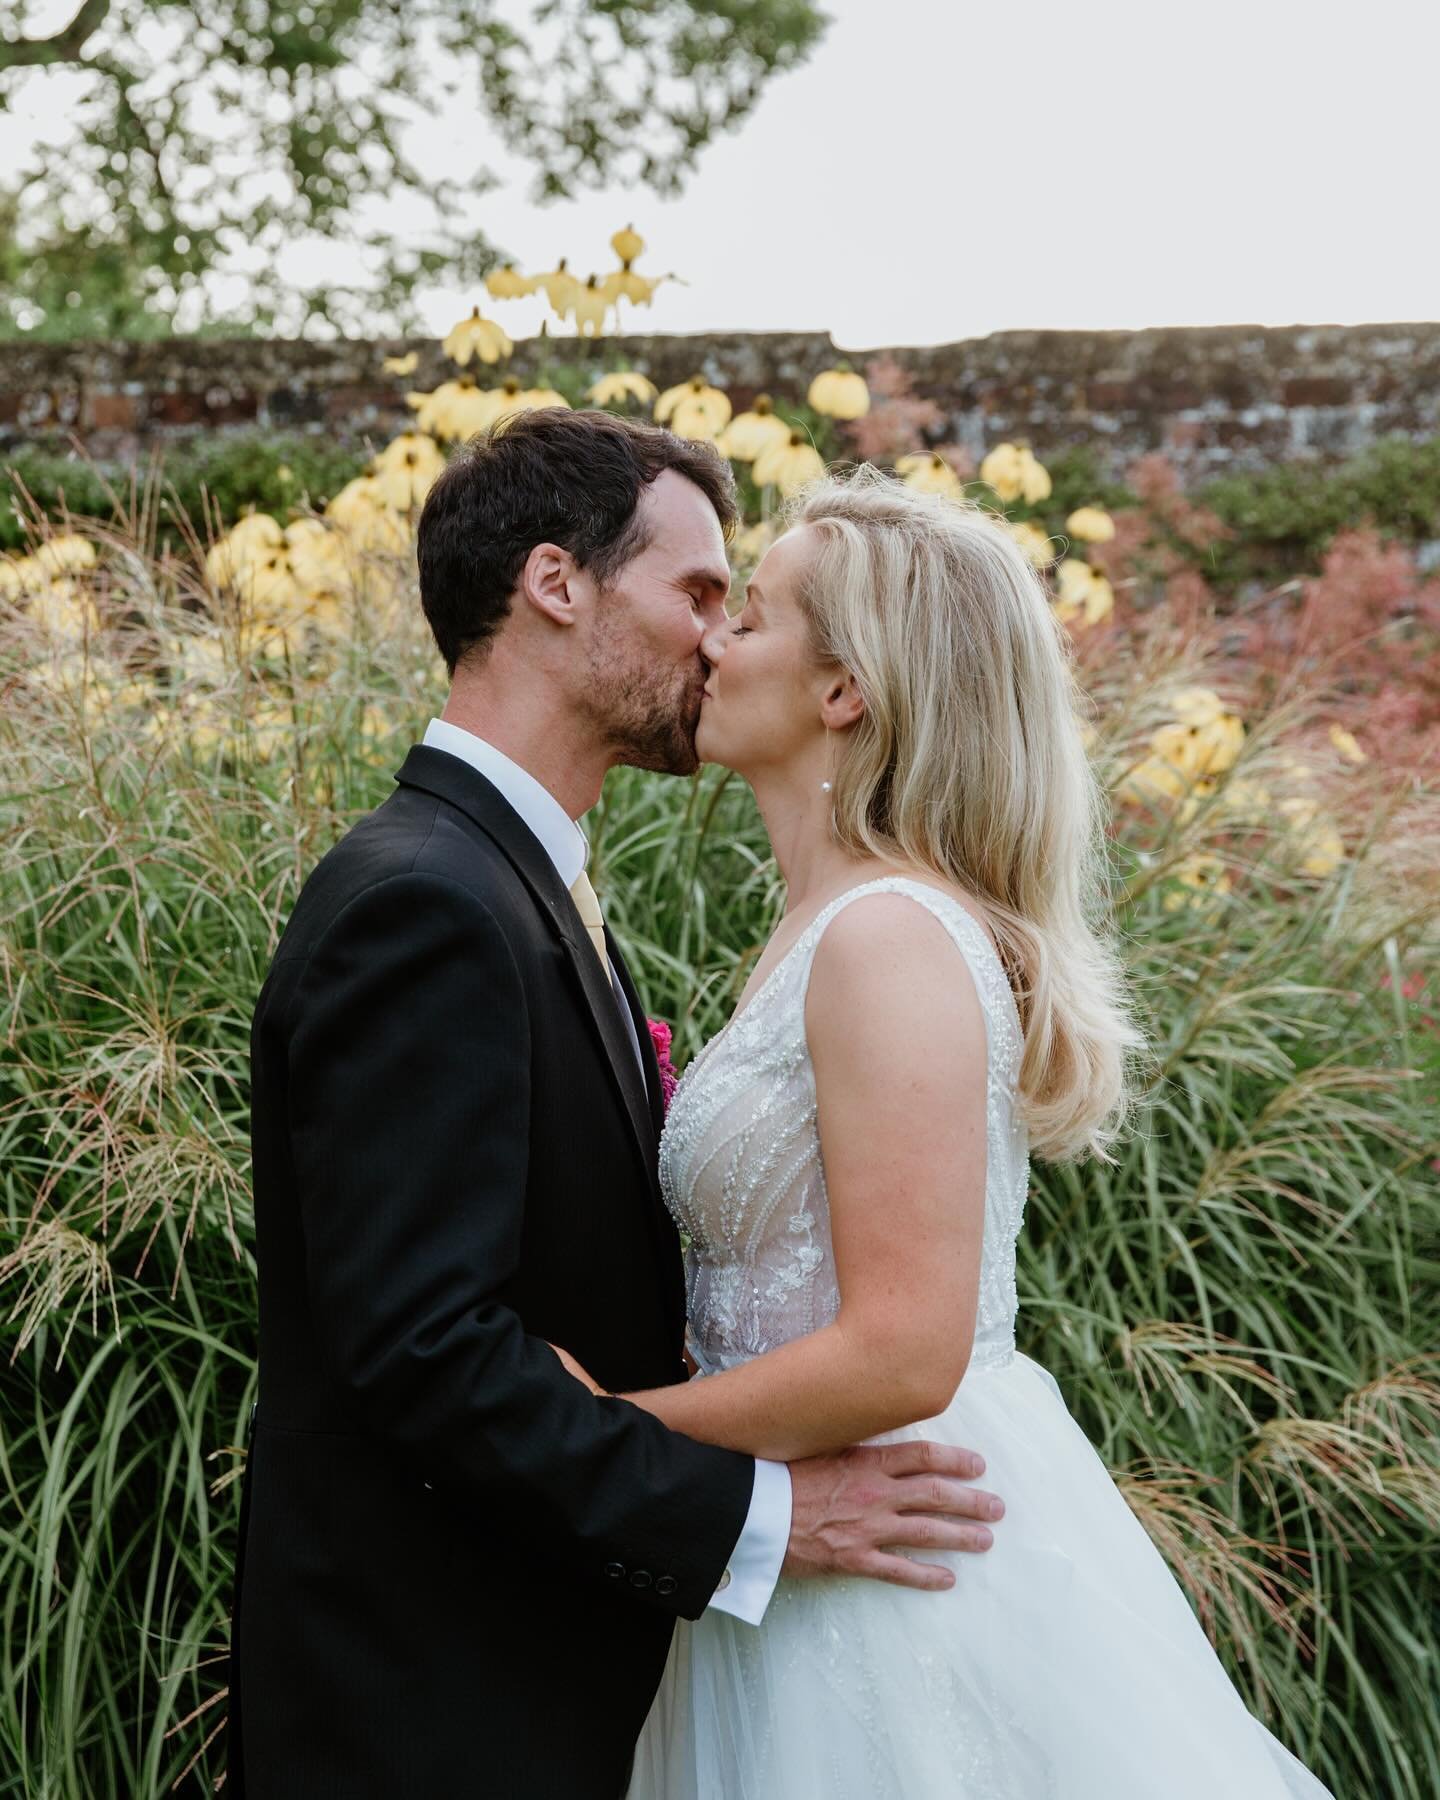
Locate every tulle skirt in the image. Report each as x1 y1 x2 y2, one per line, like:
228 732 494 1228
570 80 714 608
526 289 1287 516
628 1351 1332 1799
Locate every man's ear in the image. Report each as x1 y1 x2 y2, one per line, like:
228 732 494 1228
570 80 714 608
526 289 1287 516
819 667 864 731
519 542 579 627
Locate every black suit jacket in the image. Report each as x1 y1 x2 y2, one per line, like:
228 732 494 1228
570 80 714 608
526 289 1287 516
224 746 755 1799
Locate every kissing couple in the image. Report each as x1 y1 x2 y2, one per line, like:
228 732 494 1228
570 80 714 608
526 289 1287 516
224 408 1333 1796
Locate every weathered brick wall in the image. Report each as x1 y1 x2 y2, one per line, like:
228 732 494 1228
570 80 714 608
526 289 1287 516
2 322 1436 482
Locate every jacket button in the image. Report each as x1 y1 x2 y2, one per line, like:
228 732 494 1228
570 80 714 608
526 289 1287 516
655 1575 678 1597
629 1569 653 1590
604 1562 626 1580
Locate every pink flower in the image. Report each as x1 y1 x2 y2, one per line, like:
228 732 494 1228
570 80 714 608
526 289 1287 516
647 1016 680 1113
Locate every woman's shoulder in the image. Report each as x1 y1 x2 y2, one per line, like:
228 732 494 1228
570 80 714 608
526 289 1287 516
812 868 1002 963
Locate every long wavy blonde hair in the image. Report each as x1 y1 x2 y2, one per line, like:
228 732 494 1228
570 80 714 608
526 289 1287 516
784 466 1140 1163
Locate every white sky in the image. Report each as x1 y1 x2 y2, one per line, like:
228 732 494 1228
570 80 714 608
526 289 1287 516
5 0 1436 346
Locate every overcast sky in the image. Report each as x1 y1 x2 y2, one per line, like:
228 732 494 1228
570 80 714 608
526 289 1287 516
6 0 1436 346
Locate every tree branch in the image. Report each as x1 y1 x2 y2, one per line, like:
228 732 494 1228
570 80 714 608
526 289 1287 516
0 0 113 71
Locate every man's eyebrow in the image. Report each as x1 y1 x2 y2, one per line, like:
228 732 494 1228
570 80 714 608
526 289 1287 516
679 565 732 595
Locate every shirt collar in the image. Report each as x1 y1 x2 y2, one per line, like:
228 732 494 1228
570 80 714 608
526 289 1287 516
422 717 589 888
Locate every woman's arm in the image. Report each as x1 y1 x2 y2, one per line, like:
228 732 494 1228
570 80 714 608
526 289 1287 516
619 894 990 1463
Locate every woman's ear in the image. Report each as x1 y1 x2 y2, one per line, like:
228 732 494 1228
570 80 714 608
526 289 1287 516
819 667 864 732
519 541 579 627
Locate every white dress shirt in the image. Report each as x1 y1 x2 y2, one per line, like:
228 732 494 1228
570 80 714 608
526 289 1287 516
422 718 791 1626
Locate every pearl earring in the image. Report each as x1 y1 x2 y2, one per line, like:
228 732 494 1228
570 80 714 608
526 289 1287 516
820 779 833 793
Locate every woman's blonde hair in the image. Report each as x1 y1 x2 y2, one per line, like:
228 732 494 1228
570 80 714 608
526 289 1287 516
784 466 1140 1163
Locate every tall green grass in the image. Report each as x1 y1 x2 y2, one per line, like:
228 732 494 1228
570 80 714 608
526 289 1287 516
1 523 1436 1796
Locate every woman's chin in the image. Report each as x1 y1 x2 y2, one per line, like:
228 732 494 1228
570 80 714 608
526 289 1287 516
694 716 735 771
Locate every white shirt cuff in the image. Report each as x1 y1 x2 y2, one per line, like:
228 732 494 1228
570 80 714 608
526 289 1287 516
705 1457 792 1626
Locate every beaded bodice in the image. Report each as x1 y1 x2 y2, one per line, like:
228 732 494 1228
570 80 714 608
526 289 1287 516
660 878 1030 1380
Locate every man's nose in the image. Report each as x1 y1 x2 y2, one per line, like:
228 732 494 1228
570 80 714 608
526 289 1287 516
698 614 729 668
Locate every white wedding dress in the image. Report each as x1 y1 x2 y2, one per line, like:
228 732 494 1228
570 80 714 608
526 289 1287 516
628 878 1333 1799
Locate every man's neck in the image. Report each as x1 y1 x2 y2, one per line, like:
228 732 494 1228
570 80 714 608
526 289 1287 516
440 678 610 822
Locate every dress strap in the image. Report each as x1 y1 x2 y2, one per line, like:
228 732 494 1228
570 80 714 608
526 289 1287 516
798 877 1024 1086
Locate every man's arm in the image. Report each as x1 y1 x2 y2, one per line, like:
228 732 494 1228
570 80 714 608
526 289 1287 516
282 869 753 1619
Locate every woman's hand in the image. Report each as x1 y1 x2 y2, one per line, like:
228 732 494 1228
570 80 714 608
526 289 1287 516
546 1341 608 1397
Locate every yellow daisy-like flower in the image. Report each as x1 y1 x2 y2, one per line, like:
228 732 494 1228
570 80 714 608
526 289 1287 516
1052 559 1114 627
1117 754 1191 807
382 351 419 376
1150 716 1245 782
611 224 645 263
1161 853 1232 914
980 443 1052 505
34 533 99 578
588 371 658 408
1006 520 1057 569
730 520 778 569
716 395 792 462
1065 506 1116 544
655 376 732 430
895 452 963 498
753 431 826 498
205 512 286 590
571 276 611 338
25 578 102 641
600 264 661 307
370 434 448 512
407 379 490 441
521 386 570 411
0 556 25 600
1298 825 1345 878
485 264 535 301
441 306 513 367
535 260 581 319
807 368 870 420
325 477 412 553
1329 724 1367 764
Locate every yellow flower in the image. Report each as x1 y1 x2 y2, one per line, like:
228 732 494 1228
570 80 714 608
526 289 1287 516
1053 559 1114 627
408 378 505 442
34 534 99 577
382 351 419 376
980 443 1052 505
589 371 658 407
1329 724 1367 764
1218 775 1271 818
205 513 286 590
716 396 792 461
1118 754 1191 806
325 478 412 553
1006 520 1057 568
26 578 102 641
441 306 513 367
0 557 24 600
807 368 870 420
753 431 826 498
535 260 580 319
520 386 570 411
1161 854 1232 913
571 276 611 338
1166 687 1227 726
284 518 353 604
611 224 646 263
894 452 963 497
1065 506 1116 544
485 264 535 300
600 265 661 307
1150 714 1245 781
371 433 447 511
655 376 731 430
1298 824 1345 878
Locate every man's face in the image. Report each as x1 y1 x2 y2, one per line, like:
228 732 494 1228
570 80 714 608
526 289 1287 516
578 469 733 776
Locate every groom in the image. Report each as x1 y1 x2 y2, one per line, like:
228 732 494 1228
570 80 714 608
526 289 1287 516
224 408 1003 1798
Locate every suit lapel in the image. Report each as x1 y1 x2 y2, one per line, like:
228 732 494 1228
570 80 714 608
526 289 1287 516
609 940 666 1138
393 747 658 1181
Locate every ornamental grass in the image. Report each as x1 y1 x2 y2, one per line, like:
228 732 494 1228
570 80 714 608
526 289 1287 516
1 492 1436 1797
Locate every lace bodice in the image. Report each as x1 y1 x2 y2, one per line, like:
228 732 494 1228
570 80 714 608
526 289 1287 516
660 878 1030 1381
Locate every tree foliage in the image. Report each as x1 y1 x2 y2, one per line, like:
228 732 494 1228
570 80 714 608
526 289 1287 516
0 0 827 339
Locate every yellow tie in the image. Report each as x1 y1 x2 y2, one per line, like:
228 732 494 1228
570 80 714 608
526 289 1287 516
569 870 610 977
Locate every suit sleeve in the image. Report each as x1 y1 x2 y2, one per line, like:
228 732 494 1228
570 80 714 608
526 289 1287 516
282 870 755 1619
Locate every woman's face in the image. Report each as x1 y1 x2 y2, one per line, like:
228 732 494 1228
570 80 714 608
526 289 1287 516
695 526 833 777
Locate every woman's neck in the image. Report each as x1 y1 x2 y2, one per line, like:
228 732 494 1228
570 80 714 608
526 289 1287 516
749 766 883 918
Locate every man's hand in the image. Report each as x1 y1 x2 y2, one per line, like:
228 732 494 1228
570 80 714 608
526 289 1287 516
783 1440 1003 1591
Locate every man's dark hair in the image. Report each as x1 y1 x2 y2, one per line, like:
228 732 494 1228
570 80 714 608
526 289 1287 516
415 408 740 674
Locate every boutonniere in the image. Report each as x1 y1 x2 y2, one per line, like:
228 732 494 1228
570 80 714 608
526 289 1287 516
646 1016 680 1113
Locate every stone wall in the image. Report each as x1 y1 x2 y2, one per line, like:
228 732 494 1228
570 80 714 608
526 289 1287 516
2 322 1436 483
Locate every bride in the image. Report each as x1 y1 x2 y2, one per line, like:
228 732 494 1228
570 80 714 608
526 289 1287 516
559 469 1333 1797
